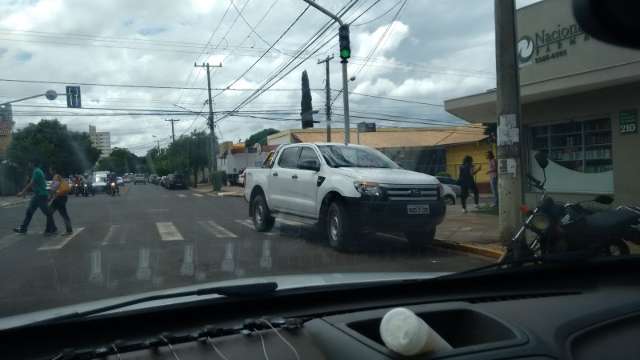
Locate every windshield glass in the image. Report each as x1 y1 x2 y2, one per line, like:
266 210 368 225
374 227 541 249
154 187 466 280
318 145 398 168
0 0 636 322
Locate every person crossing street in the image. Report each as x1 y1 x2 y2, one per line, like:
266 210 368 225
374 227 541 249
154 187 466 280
48 169 73 235
13 161 57 235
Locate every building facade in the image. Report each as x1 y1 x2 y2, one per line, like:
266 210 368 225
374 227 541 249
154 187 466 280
445 0 640 206
89 125 111 158
0 104 14 160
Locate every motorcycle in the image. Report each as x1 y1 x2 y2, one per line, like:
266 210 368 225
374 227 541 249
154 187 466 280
108 181 119 196
502 151 640 262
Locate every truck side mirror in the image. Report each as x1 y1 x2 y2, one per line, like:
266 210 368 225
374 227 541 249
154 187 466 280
299 159 320 172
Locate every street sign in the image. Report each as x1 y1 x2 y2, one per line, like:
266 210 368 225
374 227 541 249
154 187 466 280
66 86 82 108
619 109 638 134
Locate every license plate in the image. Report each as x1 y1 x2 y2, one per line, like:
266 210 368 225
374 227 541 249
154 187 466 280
407 204 430 215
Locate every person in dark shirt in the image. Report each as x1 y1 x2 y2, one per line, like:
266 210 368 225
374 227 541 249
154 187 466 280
14 161 57 235
459 155 481 213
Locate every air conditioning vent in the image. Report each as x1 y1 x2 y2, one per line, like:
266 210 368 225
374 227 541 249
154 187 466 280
468 291 579 304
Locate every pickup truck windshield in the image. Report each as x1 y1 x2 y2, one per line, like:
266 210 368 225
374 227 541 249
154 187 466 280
317 145 399 169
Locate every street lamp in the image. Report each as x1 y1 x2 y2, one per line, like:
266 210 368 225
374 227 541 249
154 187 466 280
302 0 352 145
1 89 58 106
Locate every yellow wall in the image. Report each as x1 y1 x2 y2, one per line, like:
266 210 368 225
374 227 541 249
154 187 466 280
445 142 494 183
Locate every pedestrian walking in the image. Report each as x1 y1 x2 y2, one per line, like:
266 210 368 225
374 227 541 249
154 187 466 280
487 151 498 207
14 161 57 235
48 170 73 235
458 155 481 213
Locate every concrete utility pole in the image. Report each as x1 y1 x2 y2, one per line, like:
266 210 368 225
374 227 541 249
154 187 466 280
494 0 525 245
303 0 351 144
165 119 180 143
317 55 334 142
194 62 222 185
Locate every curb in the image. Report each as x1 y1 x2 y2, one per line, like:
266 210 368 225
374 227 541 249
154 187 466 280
0 198 29 208
216 192 243 197
432 239 504 260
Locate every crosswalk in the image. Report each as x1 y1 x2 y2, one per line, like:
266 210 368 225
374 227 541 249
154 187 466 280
0 217 305 254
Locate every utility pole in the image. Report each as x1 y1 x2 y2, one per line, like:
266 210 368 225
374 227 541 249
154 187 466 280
194 62 222 186
303 0 351 145
317 55 334 142
165 119 180 143
494 0 524 247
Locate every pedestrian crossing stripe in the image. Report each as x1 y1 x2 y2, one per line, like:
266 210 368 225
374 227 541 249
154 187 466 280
38 228 85 251
193 193 204 198
234 219 277 236
198 220 238 238
101 225 123 245
0 233 21 252
177 194 187 198
156 222 184 241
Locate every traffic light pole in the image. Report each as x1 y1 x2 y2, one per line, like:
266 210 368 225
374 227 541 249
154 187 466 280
303 0 351 145
194 62 222 186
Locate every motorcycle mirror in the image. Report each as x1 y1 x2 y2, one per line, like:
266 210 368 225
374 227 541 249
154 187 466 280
534 150 549 169
594 194 614 205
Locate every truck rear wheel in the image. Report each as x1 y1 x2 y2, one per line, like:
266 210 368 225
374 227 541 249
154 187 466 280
252 194 275 232
327 200 353 251
405 227 436 248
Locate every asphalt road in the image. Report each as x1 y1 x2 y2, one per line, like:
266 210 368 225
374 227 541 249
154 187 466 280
0 184 489 317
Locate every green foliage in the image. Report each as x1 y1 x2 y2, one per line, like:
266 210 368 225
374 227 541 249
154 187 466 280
7 119 101 176
145 130 210 182
244 128 279 148
96 147 143 174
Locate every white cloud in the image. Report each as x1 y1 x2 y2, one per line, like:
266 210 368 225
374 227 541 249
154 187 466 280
0 0 63 31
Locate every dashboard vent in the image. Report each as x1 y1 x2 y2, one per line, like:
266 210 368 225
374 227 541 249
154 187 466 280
467 291 579 304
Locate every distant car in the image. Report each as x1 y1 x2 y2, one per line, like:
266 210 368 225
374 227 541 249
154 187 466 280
159 176 167 187
165 173 186 190
134 174 147 184
436 176 461 197
117 177 124 186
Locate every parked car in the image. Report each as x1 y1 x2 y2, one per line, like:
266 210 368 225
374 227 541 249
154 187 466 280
165 173 186 190
436 176 461 197
441 184 456 205
159 176 167 187
117 176 124 186
149 174 159 185
134 173 147 184
244 143 446 250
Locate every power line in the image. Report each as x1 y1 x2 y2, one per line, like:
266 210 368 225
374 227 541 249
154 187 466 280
350 0 401 26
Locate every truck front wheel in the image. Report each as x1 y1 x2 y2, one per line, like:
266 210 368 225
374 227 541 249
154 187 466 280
252 194 275 232
327 201 353 251
405 227 436 248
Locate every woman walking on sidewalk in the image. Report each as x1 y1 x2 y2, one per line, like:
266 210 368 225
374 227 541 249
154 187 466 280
49 171 73 235
459 155 481 213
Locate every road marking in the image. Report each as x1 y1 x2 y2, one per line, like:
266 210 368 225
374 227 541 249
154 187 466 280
156 222 184 241
193 193 204 198
277 218 304 226
206 193 218 197
177 194 187 198
38 228 85 250
234 219 276 236
0 233 21 252
101 225 121 245
198 220 237 238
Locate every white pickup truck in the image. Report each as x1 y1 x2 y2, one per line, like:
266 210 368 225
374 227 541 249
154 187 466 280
244 143 446 251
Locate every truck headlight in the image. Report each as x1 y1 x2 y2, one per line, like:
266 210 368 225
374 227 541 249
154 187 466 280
354 181 382 197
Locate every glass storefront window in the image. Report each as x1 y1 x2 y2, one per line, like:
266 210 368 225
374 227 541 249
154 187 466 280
531 118 613 173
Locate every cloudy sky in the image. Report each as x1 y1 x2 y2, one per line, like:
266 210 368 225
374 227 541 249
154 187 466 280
0 0 540 155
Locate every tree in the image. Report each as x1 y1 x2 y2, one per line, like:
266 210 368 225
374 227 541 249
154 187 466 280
96 147 142 174
483 123 497 144
244 128 279 148
300 70 314 129
144 130 210 186
8 119 100 176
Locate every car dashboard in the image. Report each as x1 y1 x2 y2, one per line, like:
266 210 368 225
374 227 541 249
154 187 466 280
4 259 640 360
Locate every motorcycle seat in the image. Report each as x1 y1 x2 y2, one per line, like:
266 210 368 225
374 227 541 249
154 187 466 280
584 208 639 236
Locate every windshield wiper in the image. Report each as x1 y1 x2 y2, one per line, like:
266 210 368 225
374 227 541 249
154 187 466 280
18 282 278 329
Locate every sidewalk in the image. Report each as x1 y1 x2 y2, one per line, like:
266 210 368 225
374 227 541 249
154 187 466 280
435 203 504 260
191 184 244 197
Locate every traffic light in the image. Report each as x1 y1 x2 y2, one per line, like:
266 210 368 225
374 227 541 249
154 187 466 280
339 24 351 59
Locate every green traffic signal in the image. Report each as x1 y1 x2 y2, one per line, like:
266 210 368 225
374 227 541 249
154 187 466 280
340 48 351 59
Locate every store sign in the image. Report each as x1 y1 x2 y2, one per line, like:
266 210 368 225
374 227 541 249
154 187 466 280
518 23 590 67
619 109 638 134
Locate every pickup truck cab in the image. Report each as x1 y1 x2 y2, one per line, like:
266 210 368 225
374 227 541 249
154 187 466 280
244 143 446 250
